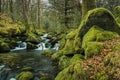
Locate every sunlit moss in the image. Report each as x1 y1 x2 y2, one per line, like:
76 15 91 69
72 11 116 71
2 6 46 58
84 42 104 58
58 55 70 70
17 71 33 80
55 62 88 80
82 26 118 58
26 32 42 43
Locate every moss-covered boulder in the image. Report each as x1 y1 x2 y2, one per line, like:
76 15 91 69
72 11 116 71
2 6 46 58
55 62 88 80
58 55 70 70
82 26 118 58
42 50 53 56
0 39 10 53
17 71 34 80
58 54 83 70
78 8 120 38
52 29 82 59
26 33 42 49
26 33 42 44
53 8 120 60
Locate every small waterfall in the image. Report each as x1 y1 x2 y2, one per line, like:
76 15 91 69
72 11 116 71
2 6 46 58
35 34 50 50
35 42 48 50
35 33 59 51
11 41 27 51
11 33 59 51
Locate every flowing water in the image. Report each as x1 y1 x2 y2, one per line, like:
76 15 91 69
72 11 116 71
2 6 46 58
0 34 59 80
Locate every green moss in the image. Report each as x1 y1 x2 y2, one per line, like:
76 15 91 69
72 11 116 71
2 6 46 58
52 29 82 60
93 70 108 80
17 71 33 80
26 32 42 44
42 50 53 56
55 63 88 80
58 55 70 70
62 30 81 55
52 51 63 60
84 42 104 58
82 26 118 58
36 29 46 36
82 25 119 45
0 39 10 53
70 54 83 64
66 30 77 39
21 67 33 71
0 15 26 36
59 38 66 50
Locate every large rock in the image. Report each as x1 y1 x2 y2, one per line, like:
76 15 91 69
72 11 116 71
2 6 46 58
52 8 120 60
82 26 118 58
78 8 120 38
26 33 42 49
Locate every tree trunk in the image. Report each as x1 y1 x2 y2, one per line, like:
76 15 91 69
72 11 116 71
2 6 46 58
9 0 14 21
82 0 96 18
37 0 41 28
22 0 29 32
0 0 1 13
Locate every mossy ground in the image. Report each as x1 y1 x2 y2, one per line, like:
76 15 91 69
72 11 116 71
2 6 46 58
55 37 120 80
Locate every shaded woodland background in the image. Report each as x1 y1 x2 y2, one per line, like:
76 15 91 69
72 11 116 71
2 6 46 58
0 0 120 32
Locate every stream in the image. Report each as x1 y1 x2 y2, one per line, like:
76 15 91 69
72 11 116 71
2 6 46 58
0 34 59 80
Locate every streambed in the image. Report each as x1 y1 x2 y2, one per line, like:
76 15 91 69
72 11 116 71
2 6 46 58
0 34 59 80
